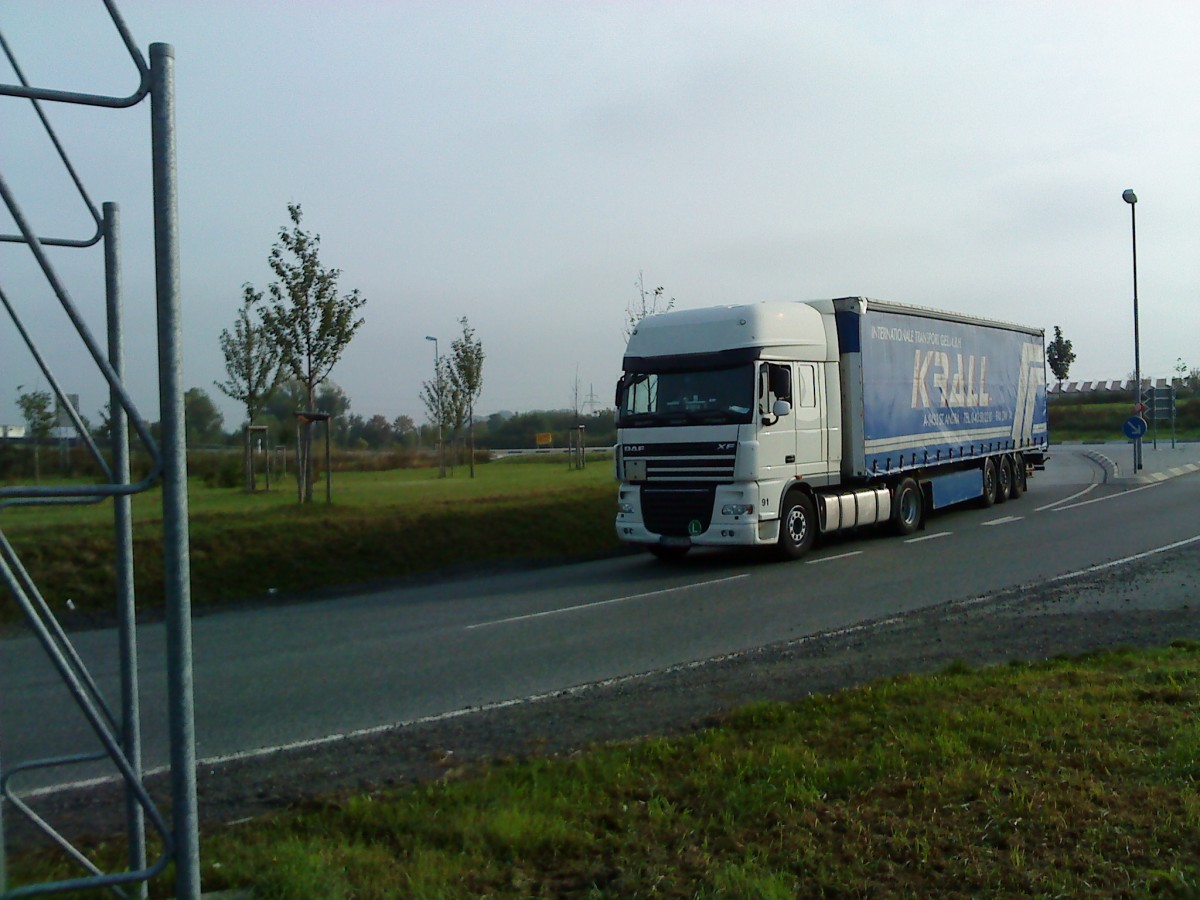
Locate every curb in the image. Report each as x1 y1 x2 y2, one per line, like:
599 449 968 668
1084 448 1200 485
1083 449 1119 483
1116 460 1200 485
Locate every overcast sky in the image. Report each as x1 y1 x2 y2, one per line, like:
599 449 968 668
2 1 1197 432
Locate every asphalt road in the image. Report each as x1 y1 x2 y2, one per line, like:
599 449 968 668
3 444 1199 794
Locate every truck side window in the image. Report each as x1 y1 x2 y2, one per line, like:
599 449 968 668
769 364 791 402
797 364 816 408
760 362 792 420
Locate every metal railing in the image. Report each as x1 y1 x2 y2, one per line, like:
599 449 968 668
1 1 199 896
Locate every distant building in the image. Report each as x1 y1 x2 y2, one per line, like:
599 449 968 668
1047 378 1180 396
1 424 27 440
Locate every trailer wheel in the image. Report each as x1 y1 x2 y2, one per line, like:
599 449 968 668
777 491 816 560
996 456 1013 504
891 478 923 536
977 458 998 508
1011 453 1027 496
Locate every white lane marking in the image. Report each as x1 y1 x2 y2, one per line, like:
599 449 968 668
465 573 751 630
31 532 1200 800
19 612 907 800
805 550 863 565
1035 483 1098 512
982 516 1023 527
905 532 952 544
1049 533 1200 582
1053 481 1161 512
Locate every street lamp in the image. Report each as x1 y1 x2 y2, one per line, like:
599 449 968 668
1123 188 1142 472
425 335 445 477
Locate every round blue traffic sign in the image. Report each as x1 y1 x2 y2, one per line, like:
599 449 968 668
1123 415 1148 439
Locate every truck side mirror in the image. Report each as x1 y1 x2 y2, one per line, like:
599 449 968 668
772 399 792 418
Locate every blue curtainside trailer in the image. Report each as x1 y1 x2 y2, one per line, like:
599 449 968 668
834 297 1048 481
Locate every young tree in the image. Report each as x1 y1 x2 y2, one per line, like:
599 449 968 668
448 316 485 477
623 270 675 341
16 387 55 482
262 378 309 422
1174 359 1200 397
258 203 367 502
1046 326 1076 386
216 285 281 490
420 354 452 477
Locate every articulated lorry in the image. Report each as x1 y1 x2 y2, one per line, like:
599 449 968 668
614 297 1048 559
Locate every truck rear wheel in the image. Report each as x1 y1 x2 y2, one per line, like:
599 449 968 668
777 491 816 560
996 456 1013 504
977 458 998 508
1011 453 1027 496
891 478 922 536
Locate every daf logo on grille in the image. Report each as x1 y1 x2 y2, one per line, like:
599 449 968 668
717 442 734 450
688 519 703 536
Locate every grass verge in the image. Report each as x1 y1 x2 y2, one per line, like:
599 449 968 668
0 461 621 627
9 643 1200 897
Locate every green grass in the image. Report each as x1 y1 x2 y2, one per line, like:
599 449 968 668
1050 395 1200 442
10 643 1200 897
0 458 621 626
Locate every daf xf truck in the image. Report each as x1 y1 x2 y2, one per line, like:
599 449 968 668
614 297 1048 560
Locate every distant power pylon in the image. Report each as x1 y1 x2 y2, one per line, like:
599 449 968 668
583 384 601 413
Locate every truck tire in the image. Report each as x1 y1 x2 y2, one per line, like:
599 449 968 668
891 477 923 536
777 491 816 560
996 456 1013 504
977 458 998 508
1012 453 1027 496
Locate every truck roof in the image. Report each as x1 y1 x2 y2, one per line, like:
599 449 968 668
624 301 829 363
622 298 1044 369
831 296 1044 338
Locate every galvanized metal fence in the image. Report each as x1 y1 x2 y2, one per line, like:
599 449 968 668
1 2 199 896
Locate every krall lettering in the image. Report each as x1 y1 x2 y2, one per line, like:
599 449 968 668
911 350 990 409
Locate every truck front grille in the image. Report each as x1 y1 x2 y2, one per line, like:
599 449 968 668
641 485 716 537
621 441 737 483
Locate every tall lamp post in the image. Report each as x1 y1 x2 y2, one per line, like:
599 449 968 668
425 335 445 477
1123 188 1142 472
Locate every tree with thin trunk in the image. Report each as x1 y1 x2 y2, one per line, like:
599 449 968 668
448 316 485 477
17 387 55 483
216 285 281 491
1046 325 1076 387
258 203 366 502
623 270 674 341
420 354 452 477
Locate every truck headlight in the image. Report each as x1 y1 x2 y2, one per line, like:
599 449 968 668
722 503 755 516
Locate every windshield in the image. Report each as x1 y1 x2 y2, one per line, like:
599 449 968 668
617 364 754 427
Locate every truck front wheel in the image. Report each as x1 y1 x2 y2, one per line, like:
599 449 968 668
891 477 923 536
777 492 816 560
